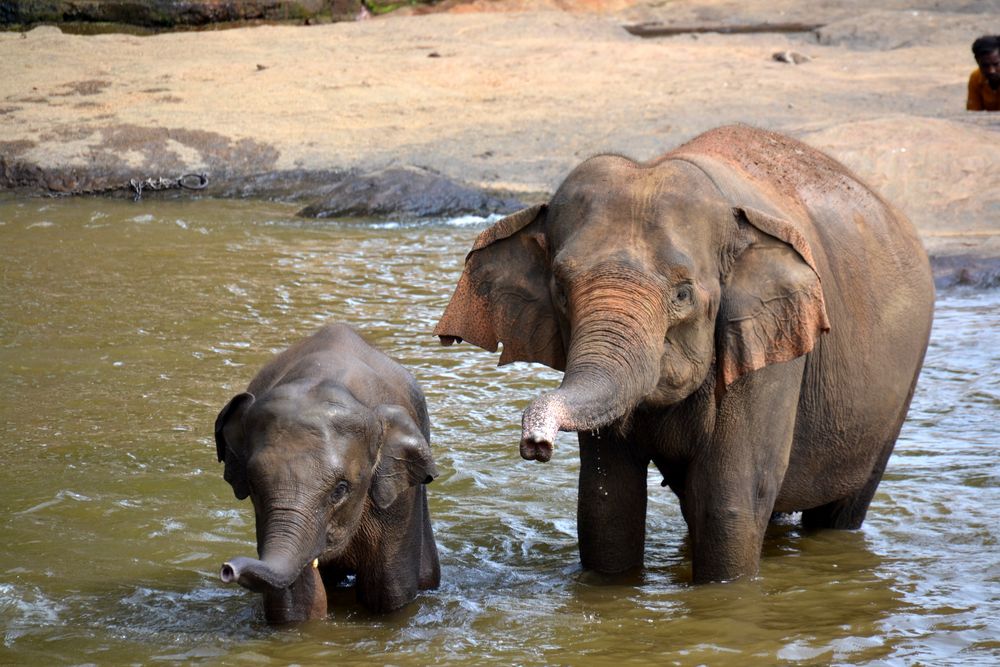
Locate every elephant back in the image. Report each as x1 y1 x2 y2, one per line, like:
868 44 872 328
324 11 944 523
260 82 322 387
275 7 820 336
665 125 873 220
664 125 929 290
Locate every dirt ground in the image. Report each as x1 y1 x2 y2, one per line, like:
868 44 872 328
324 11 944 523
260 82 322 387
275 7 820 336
1 0 998 269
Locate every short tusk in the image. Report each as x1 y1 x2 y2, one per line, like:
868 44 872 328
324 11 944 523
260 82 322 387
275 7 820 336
312 559 319 569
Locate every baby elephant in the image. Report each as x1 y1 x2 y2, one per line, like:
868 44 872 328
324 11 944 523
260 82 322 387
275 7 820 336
214 323 440 624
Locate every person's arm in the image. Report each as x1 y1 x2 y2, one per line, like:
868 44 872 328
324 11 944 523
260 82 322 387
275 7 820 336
968 71 985 110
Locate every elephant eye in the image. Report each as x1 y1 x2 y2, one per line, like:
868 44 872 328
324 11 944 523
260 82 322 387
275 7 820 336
674 284 694 305
330 480 350 503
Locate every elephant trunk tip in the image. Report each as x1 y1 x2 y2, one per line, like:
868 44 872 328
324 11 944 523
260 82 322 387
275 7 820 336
220 561 239 584
520 392 568 462
218 555 306 592
520 433 554 463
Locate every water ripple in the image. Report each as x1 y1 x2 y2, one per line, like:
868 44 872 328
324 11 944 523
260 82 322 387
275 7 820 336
0 199 997 665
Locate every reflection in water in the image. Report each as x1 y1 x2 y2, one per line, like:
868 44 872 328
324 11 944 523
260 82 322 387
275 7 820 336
1 198 997 664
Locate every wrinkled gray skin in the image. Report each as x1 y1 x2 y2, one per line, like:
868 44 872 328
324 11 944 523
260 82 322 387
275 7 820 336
435 126 934 583
215 323 440 623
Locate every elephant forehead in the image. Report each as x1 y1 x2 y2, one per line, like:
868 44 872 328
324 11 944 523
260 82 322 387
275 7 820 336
554 166 714 231
551 199 704 272
248 393 372 460
248 421 370 483
554 167 651 215
559 154 711 197
252 381 368 425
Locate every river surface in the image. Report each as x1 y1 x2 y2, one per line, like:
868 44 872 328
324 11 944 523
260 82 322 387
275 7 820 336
1 197 998 666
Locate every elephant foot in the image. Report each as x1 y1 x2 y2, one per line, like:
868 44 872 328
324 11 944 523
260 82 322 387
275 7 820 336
261 560 328 624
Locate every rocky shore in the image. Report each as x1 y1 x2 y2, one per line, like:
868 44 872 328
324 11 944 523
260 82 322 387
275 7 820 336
2 0 998 285
0 0 365 29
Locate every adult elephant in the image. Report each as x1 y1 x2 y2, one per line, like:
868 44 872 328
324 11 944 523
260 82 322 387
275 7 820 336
434 125 934 583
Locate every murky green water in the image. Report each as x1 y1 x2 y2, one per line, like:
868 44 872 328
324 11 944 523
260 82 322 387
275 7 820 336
1 197 998 665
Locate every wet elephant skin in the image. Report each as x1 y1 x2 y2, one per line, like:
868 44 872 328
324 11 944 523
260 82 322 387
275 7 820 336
435 125 935 583
215 323 440 623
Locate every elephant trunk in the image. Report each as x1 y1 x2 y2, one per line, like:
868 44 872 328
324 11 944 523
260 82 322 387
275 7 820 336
220 555 302 592
220 507 328 623
520 274 668 461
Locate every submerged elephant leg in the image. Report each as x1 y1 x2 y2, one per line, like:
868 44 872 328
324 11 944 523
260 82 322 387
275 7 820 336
577 428 650 574
683 359 803 583
803 363 921 531
261 561 328 624
801 434 896 530
417 489 442 591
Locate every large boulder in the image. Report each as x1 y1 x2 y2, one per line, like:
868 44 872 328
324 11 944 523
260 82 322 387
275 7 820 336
802 116 1000 235
816 10 995 50
297 166 525 220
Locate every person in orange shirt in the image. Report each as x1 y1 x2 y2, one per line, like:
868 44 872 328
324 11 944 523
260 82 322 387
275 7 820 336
968 35 1000 111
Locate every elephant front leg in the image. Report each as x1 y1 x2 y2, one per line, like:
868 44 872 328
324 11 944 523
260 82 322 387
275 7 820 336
261 561 328 624
577 429 649 574
683 359 803 583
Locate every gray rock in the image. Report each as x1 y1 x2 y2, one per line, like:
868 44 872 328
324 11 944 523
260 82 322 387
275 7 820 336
297 166 525 220
816 10 994 51
1 0 328 28
930 254 1000 290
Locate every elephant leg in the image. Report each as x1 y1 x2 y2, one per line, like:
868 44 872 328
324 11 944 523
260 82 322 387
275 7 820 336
577 428 649 574
356 489 431 613
683 358 804 583
417 488 442 590
802 434 896 530
802 366 919 531
261 562 328 624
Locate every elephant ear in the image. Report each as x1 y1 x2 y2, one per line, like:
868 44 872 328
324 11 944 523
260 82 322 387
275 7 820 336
214 392 255 500
717 206 831 391
370 404 438 511
434 204 566 370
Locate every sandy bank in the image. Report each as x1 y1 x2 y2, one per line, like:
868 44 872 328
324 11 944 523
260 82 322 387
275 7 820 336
1 1 998 279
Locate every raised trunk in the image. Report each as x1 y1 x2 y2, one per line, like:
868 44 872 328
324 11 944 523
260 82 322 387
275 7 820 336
520 279 668 461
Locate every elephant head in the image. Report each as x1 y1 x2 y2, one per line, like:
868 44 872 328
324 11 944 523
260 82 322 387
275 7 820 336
435 155 829 462
214 381 437 623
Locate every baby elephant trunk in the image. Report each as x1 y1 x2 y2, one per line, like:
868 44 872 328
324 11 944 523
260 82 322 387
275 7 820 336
220 555 298 591
220 556 327 624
